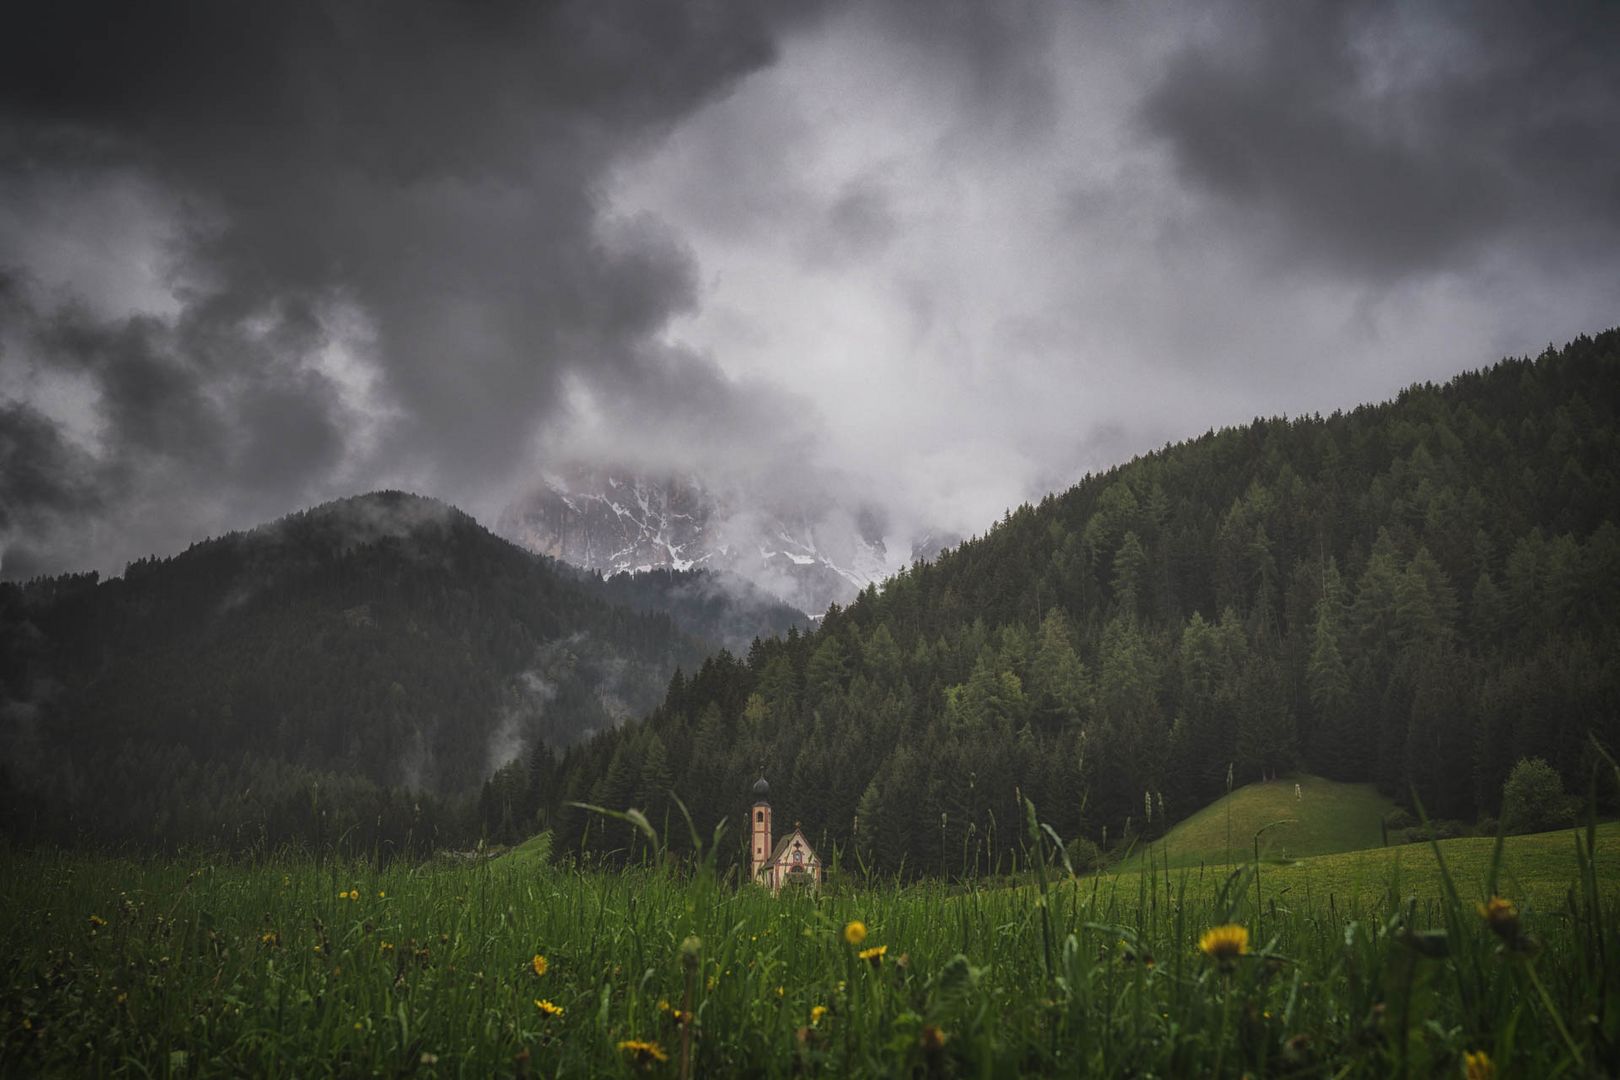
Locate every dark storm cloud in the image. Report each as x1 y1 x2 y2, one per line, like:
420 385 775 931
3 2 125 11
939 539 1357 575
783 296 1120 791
0 0 826 577
1139 1 1620 281
6 0 1619 582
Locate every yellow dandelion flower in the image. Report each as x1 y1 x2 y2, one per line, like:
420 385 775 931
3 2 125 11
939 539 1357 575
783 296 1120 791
1198 924 1249 962
810 1005 828 1025
260 930 280 947
858 944 887 963
88 914 108 928
774 985 785 998
657 998 671 1013
115 992 128 1005
921 1024 947 1051
353 1021 363 1032
1477 897 1519 937
531 954 548 977
617 1039 669 1065
377 890 386 899
843 920 867 946
534 998 564 1018
1464 1049 1495 1080
379 941 394 953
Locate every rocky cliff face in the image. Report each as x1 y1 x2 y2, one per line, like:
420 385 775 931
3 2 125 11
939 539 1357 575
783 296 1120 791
497 466 956 615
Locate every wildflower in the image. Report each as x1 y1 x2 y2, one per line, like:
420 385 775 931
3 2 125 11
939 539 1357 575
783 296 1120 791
858 944 887 964
810 1005 828 1025
380 941 395 954
115 991 128 1005
338 889 360 902
419 1052 439 1066
1477 897 1518 939
377 890 386 899
681 936 702 970
1464 1049 1495 1080
353 1021 364 1032
617 1039 669 1066
88 914 108 929
658 998 671 1013
920 1025 948 1052
1198 924 1249 963
534 998 564 1018
531 954 548 978
843 920 867 946
775 985 784 998
260 930 280 948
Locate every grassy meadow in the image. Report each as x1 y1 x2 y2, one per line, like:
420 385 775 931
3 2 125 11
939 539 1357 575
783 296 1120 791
4 813 1619 1078
1121 776 1400 870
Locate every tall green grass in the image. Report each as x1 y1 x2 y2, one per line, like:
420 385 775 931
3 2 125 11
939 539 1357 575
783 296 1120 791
2 812 1616 1076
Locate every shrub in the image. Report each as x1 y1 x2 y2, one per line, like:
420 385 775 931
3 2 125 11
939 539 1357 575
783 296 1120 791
1383 808 1417 832
1500 758 1574 834
1064 837 1106 873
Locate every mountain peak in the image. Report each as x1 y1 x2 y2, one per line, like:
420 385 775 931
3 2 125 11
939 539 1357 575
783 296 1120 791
498 465 950 614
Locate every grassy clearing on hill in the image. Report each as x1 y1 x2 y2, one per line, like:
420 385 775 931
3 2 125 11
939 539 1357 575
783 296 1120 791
1123 776 1399 870
3 809 1618 1077
1100 821 1620 913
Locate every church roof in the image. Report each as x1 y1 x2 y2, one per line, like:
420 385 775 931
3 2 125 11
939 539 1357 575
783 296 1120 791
767 828 817 865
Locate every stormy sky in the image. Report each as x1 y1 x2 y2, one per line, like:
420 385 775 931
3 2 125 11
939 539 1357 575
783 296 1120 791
3 1 1618 580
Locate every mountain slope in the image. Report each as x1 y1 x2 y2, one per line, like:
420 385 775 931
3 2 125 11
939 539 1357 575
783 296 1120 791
535 331 1620 878
498 466 957 614
0 492 713 850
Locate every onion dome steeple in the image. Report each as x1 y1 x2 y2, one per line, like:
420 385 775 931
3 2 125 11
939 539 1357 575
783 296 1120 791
752 775 770 801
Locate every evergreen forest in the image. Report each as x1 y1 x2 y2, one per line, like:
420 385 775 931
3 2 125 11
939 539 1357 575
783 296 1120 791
0 492 795 853
530 332 1620 877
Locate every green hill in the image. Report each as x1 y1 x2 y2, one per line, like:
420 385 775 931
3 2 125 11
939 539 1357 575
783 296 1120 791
1126 775 1400 870
1100 820 1620 912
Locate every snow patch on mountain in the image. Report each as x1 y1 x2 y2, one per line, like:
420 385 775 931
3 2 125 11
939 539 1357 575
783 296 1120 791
498 466 955 614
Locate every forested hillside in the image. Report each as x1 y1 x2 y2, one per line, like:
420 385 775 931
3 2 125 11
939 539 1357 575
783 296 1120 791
532 332 1620 876
585 566 806 653
0 492 717 852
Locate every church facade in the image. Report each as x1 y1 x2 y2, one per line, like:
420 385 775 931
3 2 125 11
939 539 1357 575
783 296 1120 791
750 776 821 894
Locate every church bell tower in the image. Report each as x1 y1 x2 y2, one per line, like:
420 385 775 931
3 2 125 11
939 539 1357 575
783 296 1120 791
750 775 772 886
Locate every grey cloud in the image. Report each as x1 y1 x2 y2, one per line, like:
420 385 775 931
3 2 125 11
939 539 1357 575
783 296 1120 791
1138 1 1620 281
5 0 1618 585
0 0 827 578
807 174 900 268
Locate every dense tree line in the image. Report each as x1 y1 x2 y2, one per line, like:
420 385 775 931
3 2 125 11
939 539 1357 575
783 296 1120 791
530 332 1620 878
585 566 805 653
0 492 723 854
